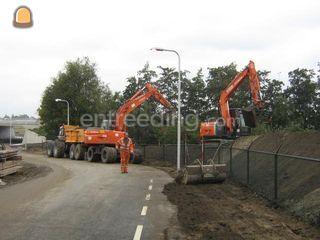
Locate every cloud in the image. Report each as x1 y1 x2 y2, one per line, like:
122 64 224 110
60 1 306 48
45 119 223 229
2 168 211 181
0 0 319 116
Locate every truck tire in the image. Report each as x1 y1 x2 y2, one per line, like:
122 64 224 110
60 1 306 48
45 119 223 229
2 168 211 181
101 147 117 163
110 148 117 163
131 149 143 164
74 144 85 160
87 146 98 162
47 140 54 157
69 144 76 160
53 140 65 158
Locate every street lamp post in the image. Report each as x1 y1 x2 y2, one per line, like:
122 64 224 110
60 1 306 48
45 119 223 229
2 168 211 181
150 48 181 171
55 98 70 125
9 117 12 145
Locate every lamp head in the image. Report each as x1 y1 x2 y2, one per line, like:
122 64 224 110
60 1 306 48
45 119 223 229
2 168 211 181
150 47 164 51
55 98 62 102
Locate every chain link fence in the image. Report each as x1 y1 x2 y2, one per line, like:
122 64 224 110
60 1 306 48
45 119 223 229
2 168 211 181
137 142 231 168
229 136 320 205
138 135 320 209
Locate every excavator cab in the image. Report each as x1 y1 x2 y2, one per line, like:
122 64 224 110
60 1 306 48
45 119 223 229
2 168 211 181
229 108 253 138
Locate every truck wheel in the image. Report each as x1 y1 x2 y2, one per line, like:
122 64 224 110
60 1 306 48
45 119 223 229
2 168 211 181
53 140 65 158
101 147 110 163
131 149 143 164
110 148 117 163
69 144 76 160
101 147 117 163
87 146 97 162
47 140 54 157
74 144 85 160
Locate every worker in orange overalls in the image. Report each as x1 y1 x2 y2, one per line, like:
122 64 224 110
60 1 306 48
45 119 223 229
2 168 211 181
116 133 133 173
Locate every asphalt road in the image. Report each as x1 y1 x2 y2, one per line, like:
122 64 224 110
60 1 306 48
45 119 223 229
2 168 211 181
0 153 176 240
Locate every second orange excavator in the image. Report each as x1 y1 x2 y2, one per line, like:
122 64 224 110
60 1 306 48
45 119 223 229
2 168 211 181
200 60 263 139
47 83 172 164
182 61 263 184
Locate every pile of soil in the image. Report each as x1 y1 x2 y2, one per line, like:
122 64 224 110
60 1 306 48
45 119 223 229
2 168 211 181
233 132 320 225
247 131 320 157
232 135 261 150
163 180 320 240
0 162 52 188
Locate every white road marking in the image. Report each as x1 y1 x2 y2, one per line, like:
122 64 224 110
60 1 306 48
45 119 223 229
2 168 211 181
150 179 153 183
148 185 152 191
145 193 151 201
141 206 148 216
133 225 143 240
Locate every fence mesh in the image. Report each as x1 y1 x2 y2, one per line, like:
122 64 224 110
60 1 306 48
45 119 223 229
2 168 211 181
248 151 275 200
138 138 320 206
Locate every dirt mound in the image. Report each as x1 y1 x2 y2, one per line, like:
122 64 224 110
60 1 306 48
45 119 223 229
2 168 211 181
247 131 320 156
250 132 285 152
232 135 260 149
0 162 52 188
233 131 320 225
163 180 320 239
279 132 320 158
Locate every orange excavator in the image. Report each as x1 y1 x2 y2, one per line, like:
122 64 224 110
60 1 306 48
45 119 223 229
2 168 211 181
47 83 172 163
200 60 263 139
182 61 263 185
115 83 172 132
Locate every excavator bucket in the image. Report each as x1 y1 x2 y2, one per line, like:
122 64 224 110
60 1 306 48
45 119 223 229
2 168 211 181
181 163 226 184
242 107 257 128
179 140 227 185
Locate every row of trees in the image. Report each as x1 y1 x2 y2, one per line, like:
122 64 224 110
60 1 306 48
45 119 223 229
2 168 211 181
38 57 320 143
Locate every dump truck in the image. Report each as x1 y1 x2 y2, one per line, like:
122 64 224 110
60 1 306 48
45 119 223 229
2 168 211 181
47 83 172 163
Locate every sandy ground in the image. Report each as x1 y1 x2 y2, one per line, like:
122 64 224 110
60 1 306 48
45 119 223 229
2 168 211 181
142 160 320 240
0 162 52 188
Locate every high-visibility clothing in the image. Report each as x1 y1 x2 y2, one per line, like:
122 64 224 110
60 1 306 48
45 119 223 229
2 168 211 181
120 151 130 173
116 137 134 153
117 137 133 173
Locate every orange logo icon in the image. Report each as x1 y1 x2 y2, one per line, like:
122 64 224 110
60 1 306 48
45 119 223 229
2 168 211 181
13 6 33 28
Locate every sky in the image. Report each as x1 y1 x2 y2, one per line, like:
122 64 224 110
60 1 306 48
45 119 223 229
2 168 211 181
1 0 319 117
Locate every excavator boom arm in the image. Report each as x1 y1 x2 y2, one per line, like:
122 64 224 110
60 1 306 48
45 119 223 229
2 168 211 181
115 83 172 131
219 61 262 132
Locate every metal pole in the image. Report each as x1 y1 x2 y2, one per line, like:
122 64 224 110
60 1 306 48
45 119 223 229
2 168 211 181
66 101 70 125
9 117 12 145
150 48 181 171
176 51 181 171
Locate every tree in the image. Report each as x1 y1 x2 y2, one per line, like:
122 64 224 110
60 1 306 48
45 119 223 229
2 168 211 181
38 57 116 138
122 63 159 144
122 63 157 101
285 68 317 129
187 69 208 120
258 70 289 129
206 63 240 118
